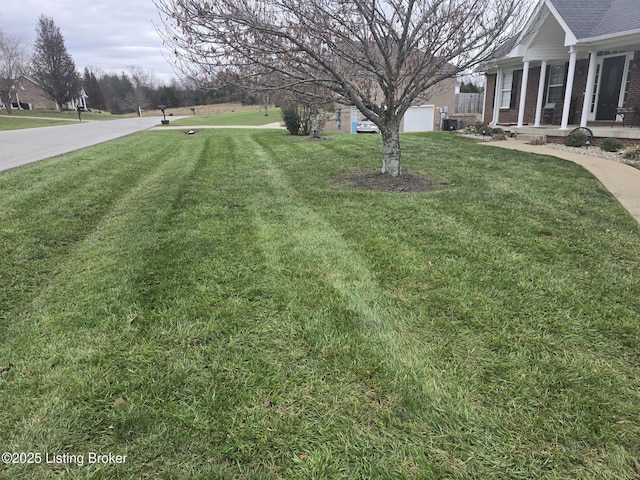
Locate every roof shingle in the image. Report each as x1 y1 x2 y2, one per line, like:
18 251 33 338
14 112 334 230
550 0 640 39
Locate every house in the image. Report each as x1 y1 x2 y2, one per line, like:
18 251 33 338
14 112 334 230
331 77 458 133
483 0 640 144
329 72 464 134
1 75 87 111
6 76 57 110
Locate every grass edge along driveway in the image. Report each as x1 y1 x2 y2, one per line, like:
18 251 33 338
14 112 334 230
0 130 639 479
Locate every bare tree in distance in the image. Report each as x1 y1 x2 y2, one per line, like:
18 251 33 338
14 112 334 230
0 31 29 114
31 15 81 111
154 0 528 176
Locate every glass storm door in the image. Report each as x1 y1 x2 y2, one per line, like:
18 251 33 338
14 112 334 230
596 55 626 120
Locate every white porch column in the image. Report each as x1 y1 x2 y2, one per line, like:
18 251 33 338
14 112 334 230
517 60 530 127
492 69 502 124
482 78 487 124
580 51 598 127
560 48 577 129
534 60 548 126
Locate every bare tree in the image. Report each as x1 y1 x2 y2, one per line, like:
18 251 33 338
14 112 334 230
31 15 81 111
0 31 29 114
125 66 158 111
154 0 526 176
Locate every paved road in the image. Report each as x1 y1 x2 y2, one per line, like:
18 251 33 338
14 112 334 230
0 117 171 173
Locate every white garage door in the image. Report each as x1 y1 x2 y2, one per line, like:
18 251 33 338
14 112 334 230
404 105 435 132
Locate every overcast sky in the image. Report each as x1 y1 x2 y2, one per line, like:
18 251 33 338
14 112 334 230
0 0 178 84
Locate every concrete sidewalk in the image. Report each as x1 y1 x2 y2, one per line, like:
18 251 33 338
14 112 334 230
485 139 640 224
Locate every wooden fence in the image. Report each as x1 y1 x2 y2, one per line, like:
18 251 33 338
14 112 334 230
455 93 483 114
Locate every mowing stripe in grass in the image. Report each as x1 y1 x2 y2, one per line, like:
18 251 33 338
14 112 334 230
0 134 208 453
240 131 640 477
0 133 189 337
243 135 486 412
1 129 639 479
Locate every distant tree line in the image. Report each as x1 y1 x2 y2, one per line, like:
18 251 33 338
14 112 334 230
82 68 249 114
1 15 252 115
459 80 483 94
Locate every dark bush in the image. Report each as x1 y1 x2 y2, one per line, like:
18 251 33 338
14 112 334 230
280 104 313 136
280 104 302 135
600 137 624 152
565 131 588 147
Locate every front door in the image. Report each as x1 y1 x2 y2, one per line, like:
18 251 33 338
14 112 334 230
596 55 626 120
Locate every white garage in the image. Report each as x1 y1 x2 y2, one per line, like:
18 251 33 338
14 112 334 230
403 105 435 132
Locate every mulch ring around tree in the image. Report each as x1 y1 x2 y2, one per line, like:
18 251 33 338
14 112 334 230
342 171 440 193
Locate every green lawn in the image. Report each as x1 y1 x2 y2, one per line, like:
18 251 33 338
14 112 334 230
0 110 125 131
0 109 122 120
168 108 278 126
0 116 70 130
0 130 639 479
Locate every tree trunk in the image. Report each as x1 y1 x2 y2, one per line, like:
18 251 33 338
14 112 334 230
381 125 402 177
2 94 13 114
311 106 320 139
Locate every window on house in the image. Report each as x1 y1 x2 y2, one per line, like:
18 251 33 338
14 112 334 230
500 71 513 109
546 64 566 104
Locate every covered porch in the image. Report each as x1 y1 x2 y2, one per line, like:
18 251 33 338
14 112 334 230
485 0 640 133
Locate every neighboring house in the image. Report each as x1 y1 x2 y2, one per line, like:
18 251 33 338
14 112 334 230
483 0 640 130
1 75 87 111
9 76 57 110
402 77 459 132
66 88 88 111
332 75 458 133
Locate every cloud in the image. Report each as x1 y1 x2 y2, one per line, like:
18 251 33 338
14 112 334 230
0 0 177 83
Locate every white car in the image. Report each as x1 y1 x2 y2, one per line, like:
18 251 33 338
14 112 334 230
356 119 380 133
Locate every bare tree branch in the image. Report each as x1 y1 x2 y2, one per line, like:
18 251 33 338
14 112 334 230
153 0 528 176
0 31 29 114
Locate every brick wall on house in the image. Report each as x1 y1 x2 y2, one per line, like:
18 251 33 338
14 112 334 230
523 67 541 124
486 49 640 128
486 62 591 126
488 54 640 126
496 68 521 124
486 68 542 125
572 59 589 123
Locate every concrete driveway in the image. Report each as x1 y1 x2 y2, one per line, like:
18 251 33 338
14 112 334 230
0 116 172 173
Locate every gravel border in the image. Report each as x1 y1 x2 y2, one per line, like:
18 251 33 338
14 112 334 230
542 143 631 163
459 134 639 165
